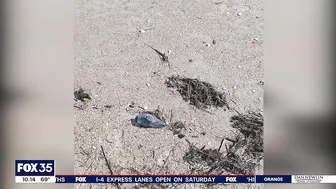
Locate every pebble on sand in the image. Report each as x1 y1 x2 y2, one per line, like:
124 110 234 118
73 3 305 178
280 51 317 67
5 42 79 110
178 134 185 139
206 43 211 47
106 133 114 143
237 12 242 16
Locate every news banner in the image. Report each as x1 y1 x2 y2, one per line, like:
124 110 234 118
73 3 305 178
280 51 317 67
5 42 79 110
15 160 336 184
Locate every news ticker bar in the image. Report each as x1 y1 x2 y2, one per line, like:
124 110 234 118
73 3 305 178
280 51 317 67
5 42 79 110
15 175 336 184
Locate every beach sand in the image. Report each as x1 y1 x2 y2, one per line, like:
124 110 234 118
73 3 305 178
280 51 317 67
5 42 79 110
74 0 263 188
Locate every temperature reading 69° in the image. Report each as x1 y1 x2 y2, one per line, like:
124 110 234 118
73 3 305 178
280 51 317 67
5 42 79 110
41 177 50 182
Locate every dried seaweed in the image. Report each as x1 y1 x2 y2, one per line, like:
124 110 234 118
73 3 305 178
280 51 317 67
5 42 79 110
165 75 228 110
74 88 91 102
183 111 264 174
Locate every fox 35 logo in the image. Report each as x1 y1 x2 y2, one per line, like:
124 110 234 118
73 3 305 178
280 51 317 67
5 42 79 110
15 160 55 176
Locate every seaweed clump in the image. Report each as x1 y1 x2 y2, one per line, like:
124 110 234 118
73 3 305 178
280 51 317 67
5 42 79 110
165 75 227 109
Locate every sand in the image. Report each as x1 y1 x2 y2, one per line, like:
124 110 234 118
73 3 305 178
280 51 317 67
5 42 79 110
74 0 263 188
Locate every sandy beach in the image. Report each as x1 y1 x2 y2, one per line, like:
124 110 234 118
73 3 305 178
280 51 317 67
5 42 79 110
74 0 263 188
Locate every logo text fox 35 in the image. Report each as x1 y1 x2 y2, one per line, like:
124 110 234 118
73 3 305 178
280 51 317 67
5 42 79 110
15 160 55 176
